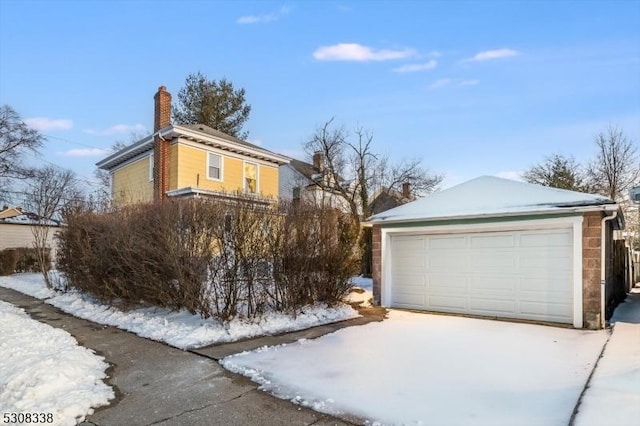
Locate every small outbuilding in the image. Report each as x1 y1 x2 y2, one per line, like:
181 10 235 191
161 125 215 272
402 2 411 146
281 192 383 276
367 176 626 329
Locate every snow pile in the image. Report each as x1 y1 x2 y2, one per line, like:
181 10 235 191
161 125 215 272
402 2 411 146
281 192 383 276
222 310 608 425
344 276 373 307
0 301 114 426
0 274 360 350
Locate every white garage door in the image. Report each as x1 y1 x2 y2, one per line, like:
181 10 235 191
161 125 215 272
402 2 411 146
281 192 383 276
389 228 574 324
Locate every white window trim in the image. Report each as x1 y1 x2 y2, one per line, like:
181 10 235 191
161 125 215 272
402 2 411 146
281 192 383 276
207 152 223 182
149 153 154 182
243 161 259 194
380 215 584 328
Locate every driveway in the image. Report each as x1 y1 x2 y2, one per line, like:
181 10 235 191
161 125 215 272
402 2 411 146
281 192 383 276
222 311 609 425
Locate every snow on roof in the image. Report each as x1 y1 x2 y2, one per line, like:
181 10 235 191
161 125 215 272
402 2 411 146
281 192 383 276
367 176 616 224
0 211 61 226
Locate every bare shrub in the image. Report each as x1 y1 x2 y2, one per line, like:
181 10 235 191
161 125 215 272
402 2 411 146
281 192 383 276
57 196 360 321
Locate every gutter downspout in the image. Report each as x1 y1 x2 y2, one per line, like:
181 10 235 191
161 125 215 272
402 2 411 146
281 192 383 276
600 211 618 329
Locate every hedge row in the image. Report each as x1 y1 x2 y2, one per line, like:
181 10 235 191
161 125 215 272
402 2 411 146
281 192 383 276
57 198 360 321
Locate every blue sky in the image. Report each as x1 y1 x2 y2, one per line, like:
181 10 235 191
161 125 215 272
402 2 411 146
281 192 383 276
1 0 639 193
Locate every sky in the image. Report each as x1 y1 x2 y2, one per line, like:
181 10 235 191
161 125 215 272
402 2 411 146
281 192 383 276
1 0 639 195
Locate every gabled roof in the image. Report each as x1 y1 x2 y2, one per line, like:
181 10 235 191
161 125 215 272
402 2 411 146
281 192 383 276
289 158 320 181
367 176 621 225
96 124 290 170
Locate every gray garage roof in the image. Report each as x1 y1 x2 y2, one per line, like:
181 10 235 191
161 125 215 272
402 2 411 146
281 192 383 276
367 176 620 225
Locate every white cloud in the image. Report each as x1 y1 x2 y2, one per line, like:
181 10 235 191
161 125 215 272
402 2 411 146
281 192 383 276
24 117 73 132
248 138 263 146
458 79 479 87
427 78 479 90
392 60 438 73
313 43 416 62
60 148 110 158
84 124 146 136
237 6 290 24
468 48 519 62
494 171 523 181
427 78 452 90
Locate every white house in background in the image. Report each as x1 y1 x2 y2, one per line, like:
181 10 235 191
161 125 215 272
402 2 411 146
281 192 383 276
367 176 629 330
0 206 62 261
279 152 353 212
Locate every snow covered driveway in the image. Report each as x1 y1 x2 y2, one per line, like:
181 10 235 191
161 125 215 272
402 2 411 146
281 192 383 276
222 311 608 425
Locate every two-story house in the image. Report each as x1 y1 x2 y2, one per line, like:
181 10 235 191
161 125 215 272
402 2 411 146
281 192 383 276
96 86 290 204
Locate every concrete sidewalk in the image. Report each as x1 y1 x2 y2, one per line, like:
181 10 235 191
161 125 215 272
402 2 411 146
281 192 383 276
572 288 640 425
0 287 383 426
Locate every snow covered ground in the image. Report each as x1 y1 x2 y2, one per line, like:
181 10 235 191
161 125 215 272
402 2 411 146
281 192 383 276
0 300 114 426
574 287 640 426
344 276 373 307
0 273 360 349
222 311 608 425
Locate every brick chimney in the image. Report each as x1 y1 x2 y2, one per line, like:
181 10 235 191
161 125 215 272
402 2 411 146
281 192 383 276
402 182 411 199
153 86 172 203
154 85 171 132
312 151 324 172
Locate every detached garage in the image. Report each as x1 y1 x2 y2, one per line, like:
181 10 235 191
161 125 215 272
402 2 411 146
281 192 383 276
368 176 625 329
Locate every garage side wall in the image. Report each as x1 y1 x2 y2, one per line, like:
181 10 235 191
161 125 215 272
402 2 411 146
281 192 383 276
372 225 382 305
582 212 602 329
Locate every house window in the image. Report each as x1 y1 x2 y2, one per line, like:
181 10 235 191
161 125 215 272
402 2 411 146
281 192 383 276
244 162 258 194
149 153 154 181
208 153 222 180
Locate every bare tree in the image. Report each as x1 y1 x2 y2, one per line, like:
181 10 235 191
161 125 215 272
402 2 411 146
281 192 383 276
305 118 442 224
305 118 443 275
587 126 640 200
0 105 44 201
522 154 588 191
25 166 81 287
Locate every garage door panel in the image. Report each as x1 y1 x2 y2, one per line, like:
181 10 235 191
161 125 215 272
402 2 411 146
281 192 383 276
429 255 465 270
520 301 571 319
393 237 426 251
393 256 426 272
389 228 574 324
520 277 570 292
470 253 515 269
469 277 515 291
392 293 426 309
429 236 466 249
520 232 572 247
429 274 467 289
470 297 516 313
470 234 514 248
429 295 467 310
519 253 571 270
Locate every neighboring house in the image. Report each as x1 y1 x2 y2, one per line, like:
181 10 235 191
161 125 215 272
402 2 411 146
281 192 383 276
367 176 629 330
279 153 353 212
369 183 415 215
96 86 290 205
0 206 62 261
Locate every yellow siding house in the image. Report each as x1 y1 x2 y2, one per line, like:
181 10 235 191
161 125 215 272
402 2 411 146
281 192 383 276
96 86 289 204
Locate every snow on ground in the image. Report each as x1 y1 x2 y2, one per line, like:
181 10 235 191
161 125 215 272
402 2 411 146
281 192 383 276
574 287 640 425
0 300 114 426
222 310 608 425
0 273 360 350
344 276 373 307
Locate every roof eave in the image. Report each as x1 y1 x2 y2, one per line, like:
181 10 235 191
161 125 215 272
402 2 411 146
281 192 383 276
171 125 291 165
95 133 156 170
364 203 621 227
